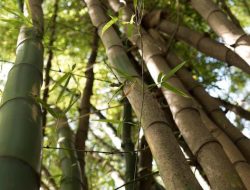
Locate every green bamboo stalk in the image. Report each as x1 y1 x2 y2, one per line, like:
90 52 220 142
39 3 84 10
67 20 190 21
57 112 83 190
122 98 136 190
84 0 202 189
0 1 44 188
0 26 43 189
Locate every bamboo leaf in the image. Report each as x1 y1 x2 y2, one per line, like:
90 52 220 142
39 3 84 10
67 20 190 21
157 72 164 83
63 93 79 114
162 61 186 81
101 16 118 36
50 72 71 92
56 74 72 104
161 82 190 98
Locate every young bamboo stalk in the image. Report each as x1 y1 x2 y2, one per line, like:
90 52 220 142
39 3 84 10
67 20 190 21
147 18 250 74
110 1 246 189
75 28 99 190
84 0 202 189
57 112 83 190
189 0 250 65
0 0 43 189
122 98 136 190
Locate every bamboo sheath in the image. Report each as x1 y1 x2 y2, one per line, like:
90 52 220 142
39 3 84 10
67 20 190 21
190 0 250 65
147 18 250 75
57 113 83 190
85 0 202 189
108 1 246 189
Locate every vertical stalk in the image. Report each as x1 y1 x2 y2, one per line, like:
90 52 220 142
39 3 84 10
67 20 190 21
138 136 153 190
122 98 136 190
57 112 83 190
0 0 44 188
75 28 99 190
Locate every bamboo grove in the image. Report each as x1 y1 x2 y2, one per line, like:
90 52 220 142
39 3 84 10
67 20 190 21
0 0 250 189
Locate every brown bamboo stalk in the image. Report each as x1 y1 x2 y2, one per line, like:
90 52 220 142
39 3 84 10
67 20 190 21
75 28 99 190
142 14 250 74
200 110 250 189
154 35 250 187
84 0 202 189
218 0 242 29
190 0 250 65
215 98 250 121
109 1 246 188
162 42 250 163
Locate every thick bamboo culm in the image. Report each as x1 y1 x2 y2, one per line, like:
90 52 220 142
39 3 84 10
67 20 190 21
0 0 44 188
107 1 246 189
0 28 43 189
85 0 202 189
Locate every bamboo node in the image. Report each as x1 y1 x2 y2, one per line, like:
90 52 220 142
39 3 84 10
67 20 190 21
194 139 220 157
144 120 170 131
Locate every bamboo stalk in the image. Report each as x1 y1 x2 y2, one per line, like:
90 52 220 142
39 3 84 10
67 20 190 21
138 136 153 190
190 0 250 65
57 112 83 190
75 28 99 190
153 18 250 75
0 0 44 188
84 0 202 189
122 98 136 190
